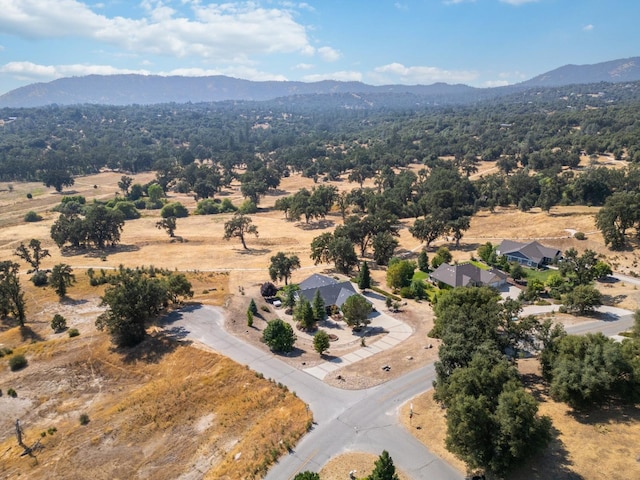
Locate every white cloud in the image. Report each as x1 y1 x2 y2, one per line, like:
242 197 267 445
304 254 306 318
483 80 510 87
0 61 150 81
395 3 409 11
371 63 478 84
303 71 363 82
0 0 320 62
444 0 475 5
294 63 314 70
163 66 287 81
583 24 594 31
317 46 341 62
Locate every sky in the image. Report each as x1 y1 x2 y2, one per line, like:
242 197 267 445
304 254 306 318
0 0 638 95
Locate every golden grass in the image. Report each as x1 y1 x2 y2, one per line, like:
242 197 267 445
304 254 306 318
0 333 309 480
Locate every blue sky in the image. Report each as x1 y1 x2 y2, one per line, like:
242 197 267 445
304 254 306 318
0 0 638 95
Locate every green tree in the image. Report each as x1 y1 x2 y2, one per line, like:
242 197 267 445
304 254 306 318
223 213 258 250
431 246 452 269
313 330 330 356
50 263 75 299
386 259 416 290
14 238 50 272
248 298 258 315
417 250 429 272
549 333 632 407
358 261 372 291
269 252 301 285
509 262 525 282
477 242 496 264
559 248 605 286
312 289 326 322
262 319 296 352
562 284 602 314
409 216 447 248
372 231 398 266
341 295 372 329
95 267 192 347
367 450 399 480
147 183 164 203
295 296 316 330
42 168 75 192
247 310 254 327
0 261 26 326
118 175 133 196
51 313 67 332
310 234 358 275
156 216 177 238
595 191 640 249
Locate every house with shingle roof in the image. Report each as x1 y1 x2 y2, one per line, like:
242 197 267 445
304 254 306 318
429 263 508 289
297 274 363 309
496 240 561 268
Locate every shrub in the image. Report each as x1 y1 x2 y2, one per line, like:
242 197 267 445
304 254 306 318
24 210 43 222
112 201 141 219
7 388 17 397
26 193 32 199
220 198 238 213
574 231 586 240
133 199 147 209
68 328 80 338
161 202 189 218
194 198 221 215
0 347 13 357
238 200 258 214
9 354 27 371
31 270 48 286
51 314 67 332
260 305 271 313
399 286 414 298
79 413 90 425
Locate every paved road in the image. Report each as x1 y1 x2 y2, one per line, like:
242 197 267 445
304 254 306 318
161 305 462 480
162 302 636 479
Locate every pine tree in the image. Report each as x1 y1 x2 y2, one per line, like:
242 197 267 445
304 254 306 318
358 261 371 291
368 450 399 480
248 298 258 315
418 250 429 272
312 289 326 322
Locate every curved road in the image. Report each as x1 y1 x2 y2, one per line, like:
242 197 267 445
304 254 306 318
162 305 462 480
162 302 635 479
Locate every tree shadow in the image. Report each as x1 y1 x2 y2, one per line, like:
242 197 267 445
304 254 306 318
119 329 191 365
237 248 271 255
510 425 584 480
19 325 44 342
60 244 140 258
297 219 335 230
568 402 640 427
277 346 305 358
600 293 627 306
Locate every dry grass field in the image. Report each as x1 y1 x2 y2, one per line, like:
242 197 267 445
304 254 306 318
1 166 640 479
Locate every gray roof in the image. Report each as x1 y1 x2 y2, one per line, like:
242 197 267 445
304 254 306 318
298 274 360 308
429 263 507 288
497 240 561 265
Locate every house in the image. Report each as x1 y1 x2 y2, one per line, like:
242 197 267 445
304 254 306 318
297 274 361 309
429 263 508 289
497 240 561 268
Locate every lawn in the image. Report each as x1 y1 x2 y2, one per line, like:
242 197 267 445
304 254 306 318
524 266 557 284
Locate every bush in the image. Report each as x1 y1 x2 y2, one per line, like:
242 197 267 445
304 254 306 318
220 198 237 213
51 314 67 332
111 201 141 219
134 199 147 209
161 202 189 218
68 328 80 338
9 354 27 371
7 388 17 397
26 193 32 199
24 210 43 222
79 413 90 425
238 199 258 214
399 286 414 298
31 270 48 286
194 198 221 215
574 231 586 240
0 347 13 357
260 305 271 313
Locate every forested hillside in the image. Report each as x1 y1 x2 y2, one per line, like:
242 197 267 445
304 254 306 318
2 80 640 249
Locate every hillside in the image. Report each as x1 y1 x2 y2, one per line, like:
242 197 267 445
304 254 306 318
0 56 639 107
520 56 640 87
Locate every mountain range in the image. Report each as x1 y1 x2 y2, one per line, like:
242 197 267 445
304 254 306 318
0 56 638 108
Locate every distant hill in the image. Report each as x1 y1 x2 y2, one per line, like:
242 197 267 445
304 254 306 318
519 56 640 87
0 74 478 108
0 56 638 107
